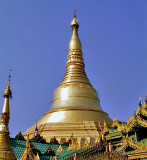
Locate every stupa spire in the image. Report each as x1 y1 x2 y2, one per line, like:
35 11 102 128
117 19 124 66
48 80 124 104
69 10 81 51
61 11 90 86
2 69 12 114
0 70 15 160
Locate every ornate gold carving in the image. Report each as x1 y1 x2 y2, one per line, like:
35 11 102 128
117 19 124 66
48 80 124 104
66 137 76 151
95 136 101 144
19 135 40 160
116 135 142 152
101 121 109 135
57 82 93 91
81 139 90 149
56 145 64 153
111 116 120 128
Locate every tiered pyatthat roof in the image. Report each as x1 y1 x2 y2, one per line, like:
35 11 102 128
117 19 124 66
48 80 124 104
100 96 147 159
18 135 40 160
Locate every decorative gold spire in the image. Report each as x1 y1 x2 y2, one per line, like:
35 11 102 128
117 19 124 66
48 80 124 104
69 10 81 51
2 70 12 114
19 134 40 160
111 116 120 128
103 120 109 132
0 70 15 160
56 144 64 153
139 97 142 107
3 69 12 98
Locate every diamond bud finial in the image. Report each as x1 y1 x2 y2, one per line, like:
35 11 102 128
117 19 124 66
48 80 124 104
74 9 77 18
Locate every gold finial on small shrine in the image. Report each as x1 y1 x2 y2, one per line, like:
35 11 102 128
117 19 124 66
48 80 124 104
9 69 11 81
74 9 77 18
3 69 12 98
2 70 12 114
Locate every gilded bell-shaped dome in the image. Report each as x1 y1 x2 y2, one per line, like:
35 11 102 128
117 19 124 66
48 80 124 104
32 14 111 125
24 13 112 141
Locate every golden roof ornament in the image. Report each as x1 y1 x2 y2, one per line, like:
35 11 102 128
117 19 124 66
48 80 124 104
104 120 109 131
19 134 40 160
111 116 120 128
139 97 142 107
57 144 64 153
98 122 102 131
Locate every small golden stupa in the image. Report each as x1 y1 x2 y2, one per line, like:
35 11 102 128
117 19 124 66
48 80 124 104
0 71 15 160
24 11 112 143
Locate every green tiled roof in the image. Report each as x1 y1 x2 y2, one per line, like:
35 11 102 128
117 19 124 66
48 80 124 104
106 131 122 138
57 150 77 158
109 128 117 132
10 138 78 160
10 138 26 159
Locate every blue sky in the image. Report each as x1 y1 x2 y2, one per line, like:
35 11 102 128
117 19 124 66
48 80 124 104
0 0 147 137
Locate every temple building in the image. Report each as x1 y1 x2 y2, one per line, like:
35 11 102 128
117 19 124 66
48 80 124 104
24 12 112 144
0 12 146 160
0 76 146 159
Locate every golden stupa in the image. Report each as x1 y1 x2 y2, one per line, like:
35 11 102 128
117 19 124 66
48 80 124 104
24 12 112 143
0 72 15 160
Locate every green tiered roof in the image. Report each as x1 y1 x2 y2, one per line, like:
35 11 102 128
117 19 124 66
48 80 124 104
10 138 78 159
105 131 122 139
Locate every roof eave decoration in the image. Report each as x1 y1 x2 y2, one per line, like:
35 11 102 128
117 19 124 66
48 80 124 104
116 135 143 153
19 135 40 160
56 144 64 153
